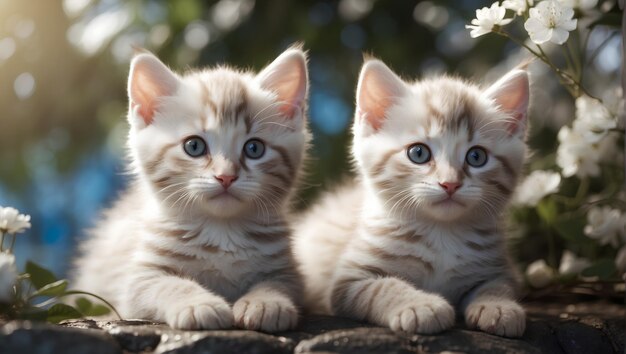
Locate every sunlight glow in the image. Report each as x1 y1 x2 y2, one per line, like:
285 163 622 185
14 73 35 100
66 5 131 56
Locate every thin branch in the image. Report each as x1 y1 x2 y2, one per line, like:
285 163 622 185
492 29 602 101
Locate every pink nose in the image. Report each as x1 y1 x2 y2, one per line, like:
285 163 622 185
215 175 238 189
439 181 462 195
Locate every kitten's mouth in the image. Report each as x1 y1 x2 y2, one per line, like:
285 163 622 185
432 197 465 207
209 190 242 202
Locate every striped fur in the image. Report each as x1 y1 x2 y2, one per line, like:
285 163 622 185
294 60 529 338
72 47 310 332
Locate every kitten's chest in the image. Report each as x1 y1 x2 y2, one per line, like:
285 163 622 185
146 223 288 301
390 225 501 298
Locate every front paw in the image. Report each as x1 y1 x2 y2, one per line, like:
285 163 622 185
465 299 526 337
166 298 234 330
233 296 298 332
388 295 455 334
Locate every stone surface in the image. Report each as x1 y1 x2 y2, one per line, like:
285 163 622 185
157 330 295 354
0 301 623 354
0 320 121 354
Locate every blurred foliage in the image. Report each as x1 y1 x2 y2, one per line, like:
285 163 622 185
0 260 117 323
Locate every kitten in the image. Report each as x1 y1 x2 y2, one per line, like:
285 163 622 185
294 59 529 338
72 47 310 331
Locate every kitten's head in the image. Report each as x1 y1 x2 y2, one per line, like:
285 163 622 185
353 59 529 223
126 47 309 219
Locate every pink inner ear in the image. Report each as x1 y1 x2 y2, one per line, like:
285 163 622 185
485 69 529 135
274 71 306 119
132 74 162 124
129 54 178 126
356 60 405 132
358 84 388 130
258 50 308 120
506 112 525 134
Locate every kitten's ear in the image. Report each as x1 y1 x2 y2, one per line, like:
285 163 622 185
128 53 179 127
356 59 407 133
257 48 308 120
484 68 529 136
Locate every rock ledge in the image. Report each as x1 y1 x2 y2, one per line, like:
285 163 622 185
0 301 623 354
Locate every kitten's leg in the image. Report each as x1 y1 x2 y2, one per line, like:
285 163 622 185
124 271 233 330
232 269 301 332
462 278 526 337
331 276 455 334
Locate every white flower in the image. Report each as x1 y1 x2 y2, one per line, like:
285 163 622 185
0 253 17 303
466 2 513 38
0 207 31 234
584 206 625 248
513 170 561 206
556 126 602 177
616 245 626 275
573 95 616 141
558 250 591 275
558 0 598 10
524 0 577 45
526 259 555 288
503 0 534 15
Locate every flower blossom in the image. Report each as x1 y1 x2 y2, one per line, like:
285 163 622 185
513 170 561 206
524 0 577 44
503 0 534 15
526 259 555 288
573 95 617 141
556 88 621 178
556 126 605 177
0 253 17 303
0 207 31 234
466 2 513 38
558 250 591 275
584 206 625 248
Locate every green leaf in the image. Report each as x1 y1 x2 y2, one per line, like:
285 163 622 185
581 259 617 279
46 303 83 324
25 261 58 290
553 217 587 242
84 304 110 317
537 199 558 225
31 280 68 297
75 297 111 317
75 297 92 313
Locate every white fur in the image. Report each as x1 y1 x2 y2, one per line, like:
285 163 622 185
73 48 309 332
295 60 530 338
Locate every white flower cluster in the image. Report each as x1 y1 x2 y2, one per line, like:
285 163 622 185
466 0 580 45
584 206 626 248
584 205 626 276
526 250 591 288
557 91 622 178
0 206 31 303
466 2 512 38
513 170 561 207
0 206 31 234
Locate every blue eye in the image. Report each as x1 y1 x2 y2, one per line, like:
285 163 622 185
183 136 207 157
243 138 265 159
466 146 488 167
407 143 431 164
